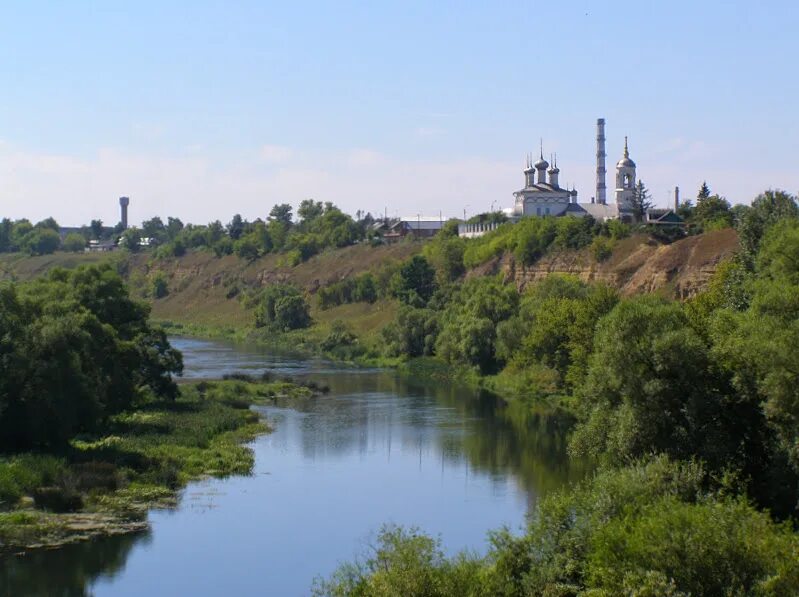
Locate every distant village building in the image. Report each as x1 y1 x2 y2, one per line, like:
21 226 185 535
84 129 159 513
458 221 503 238
383 216 446 242
87 239 117 252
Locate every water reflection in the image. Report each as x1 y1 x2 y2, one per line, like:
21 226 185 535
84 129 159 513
0 531 150 597
1 337 584 596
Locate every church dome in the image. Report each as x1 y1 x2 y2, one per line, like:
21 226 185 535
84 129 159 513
534 156 549 170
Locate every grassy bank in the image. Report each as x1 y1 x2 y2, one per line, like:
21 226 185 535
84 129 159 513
0 379 312 552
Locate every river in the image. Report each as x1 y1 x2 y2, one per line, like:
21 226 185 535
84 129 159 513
2 337 584 596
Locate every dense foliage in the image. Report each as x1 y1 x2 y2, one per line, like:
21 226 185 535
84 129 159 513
152 201 368 264
314 458 799 596
460 215 631 269
254 284 312 331
0 218 64 255
318 273 378 310
0 265 183 450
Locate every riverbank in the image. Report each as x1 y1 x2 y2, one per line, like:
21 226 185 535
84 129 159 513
0 379 312 553
157 320 568 412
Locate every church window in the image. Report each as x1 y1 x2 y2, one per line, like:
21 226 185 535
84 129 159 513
536 207 541 216
545 207 550 215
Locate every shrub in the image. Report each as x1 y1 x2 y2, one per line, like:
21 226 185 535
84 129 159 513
391 255 437 307
32 487 83 513
320 321 362 359
590 235 614 261
317 273 378 309
151 273 169 298
62 232 87 253
255 284 311 331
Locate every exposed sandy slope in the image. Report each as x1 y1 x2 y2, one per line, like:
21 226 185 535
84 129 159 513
491 228 739 299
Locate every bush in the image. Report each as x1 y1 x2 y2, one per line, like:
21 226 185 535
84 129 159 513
320 321 363 359
151 273 169 298
274 294 311 331
590 235 613 261
391 255 437 307
234 235 261 261
255 284 311 331
317 273 378 309
25 228 61 255
32 487 83 513
62 232 87 253
381 307 440 358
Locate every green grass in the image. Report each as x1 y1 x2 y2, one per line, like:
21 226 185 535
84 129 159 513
0 379 313 551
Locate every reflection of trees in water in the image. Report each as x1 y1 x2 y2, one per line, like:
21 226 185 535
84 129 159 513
426 383 590 505
0 529 150 597
284 368 587 506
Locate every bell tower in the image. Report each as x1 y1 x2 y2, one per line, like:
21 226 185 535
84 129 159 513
614 137 636 211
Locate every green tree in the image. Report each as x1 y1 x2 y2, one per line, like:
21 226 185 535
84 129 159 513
234 234 261 261
255 284 310 330
570 297 739 469
698 181 711 200
166 216 184 241
297 199 324 223
89 219 104 240
35 217 60 232
381 307 440 357
0 218 13 252
204 220 225 246
434 277 519 373
62 232 87 253
737 189 799 263
422 235 466 282
694 194 732 229
273 294 311 331
630 180 653 221
25 228 61 255
391 255 437 307
141 216 167 243
10 219 33 252
227 214 245 240
119 227 141 252
151 273 169 298
269 203 293 225
0 265 182 450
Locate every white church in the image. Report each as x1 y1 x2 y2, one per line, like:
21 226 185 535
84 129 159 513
457 118 684 238
510 119 637 222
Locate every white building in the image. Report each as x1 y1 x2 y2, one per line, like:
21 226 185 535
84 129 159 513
510 122 638 223
511 151 578 217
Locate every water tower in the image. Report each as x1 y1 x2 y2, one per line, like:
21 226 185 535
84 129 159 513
119 196 130 229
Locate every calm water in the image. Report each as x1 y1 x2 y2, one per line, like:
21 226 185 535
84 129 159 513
2 337 583 596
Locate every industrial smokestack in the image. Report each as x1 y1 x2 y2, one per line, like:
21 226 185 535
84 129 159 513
119 196 130 229
596 119 607 205
674 186 680 212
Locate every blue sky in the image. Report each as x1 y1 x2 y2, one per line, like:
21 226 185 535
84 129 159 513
1 1 797 226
